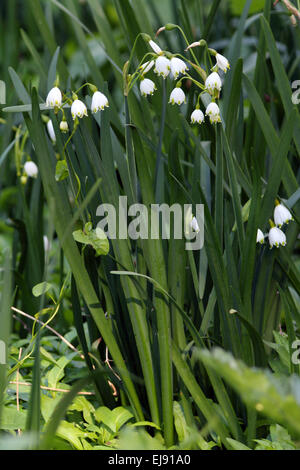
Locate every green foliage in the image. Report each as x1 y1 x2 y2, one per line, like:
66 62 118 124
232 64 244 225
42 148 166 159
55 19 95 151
0 0 300 451
254 425 296 450
72 222 109 257
198 348 300 437
229 0 265 15
55 160 69 182
32 282 53 298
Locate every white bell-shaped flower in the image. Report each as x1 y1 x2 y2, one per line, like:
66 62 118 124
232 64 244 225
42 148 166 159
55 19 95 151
46 87 62 107
47 120 56 142
206 102 221 123
71 99 88 120
91 91 109 113
215 53 230 73
269 227 286 248
191 109 204 124
154 56 171 78
24 161 38 178
169 87 186 105
140 60 155 74
170 57 188 79
274 203 293 228
140 78 156 97
149 40 162 54
256 229 265 244
205 72 222 95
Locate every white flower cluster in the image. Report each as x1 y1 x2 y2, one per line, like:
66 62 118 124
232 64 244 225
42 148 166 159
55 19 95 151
45 86 109 129
256 201 293 249
136 38 230 125
21 85 110 181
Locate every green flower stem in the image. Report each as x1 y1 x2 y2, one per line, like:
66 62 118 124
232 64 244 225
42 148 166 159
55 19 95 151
127 32 149 72
128 52 157 92
74 82 94 95
197 91 206 107
205 44 214 68
169 25 201 67
63 119 79 152
178 74 205 91
174 53 207 81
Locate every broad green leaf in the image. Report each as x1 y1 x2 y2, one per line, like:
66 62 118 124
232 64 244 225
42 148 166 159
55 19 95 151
0 407 27 431
226 438 251 450
46 356 72 389
56 420 87 450
230 0 264 15
198 348 300 437
69 396 95 425
173 401 188 443
32 281 53 297
40 346 58 366
41 395 62 423
94 406 116 433
118 426 165 450
111 407 134 432
131 421 161 430
72 222 109 257
55 160 69 182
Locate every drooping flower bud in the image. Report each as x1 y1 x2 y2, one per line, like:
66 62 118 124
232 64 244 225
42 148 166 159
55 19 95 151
60 120 69 133
215 53 230 73
256 229 265 244
148 39 162 54
47 120 56 142
140 60 155 75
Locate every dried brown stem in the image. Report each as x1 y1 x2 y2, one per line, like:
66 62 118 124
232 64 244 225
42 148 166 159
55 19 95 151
274 0 300 19
11 306 84 359
9 381 94 395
